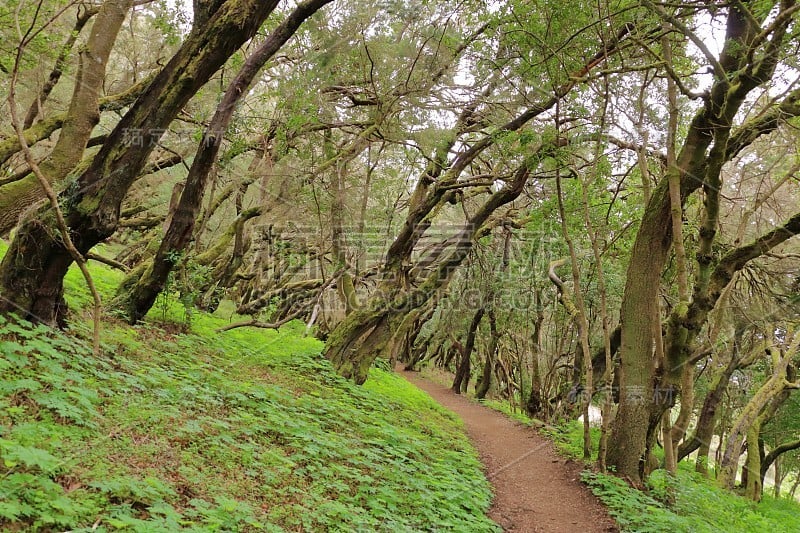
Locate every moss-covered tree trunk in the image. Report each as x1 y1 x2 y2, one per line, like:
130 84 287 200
0 0 130 236
606 181 673 483
453 307 484 394
112 0 332 323
0 0 281 324
744 423 764 501
324 304 395 384
608 1 797 483
325 156 536 384
526 290 545 417
475 310 498 399
718 346 797 490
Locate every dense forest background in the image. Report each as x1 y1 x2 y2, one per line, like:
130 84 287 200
2 0 800 525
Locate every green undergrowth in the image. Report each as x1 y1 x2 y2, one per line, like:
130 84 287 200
582 469 799 533
539 419 601 462
552 419 800 532
0 242 498 531
479 399 541 427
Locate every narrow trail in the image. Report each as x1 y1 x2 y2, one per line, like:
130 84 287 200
400 369 618 532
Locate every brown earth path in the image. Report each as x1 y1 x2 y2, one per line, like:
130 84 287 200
400 368 618 533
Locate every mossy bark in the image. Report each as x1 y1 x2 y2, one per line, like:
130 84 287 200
607 2 797 482
606 180 673 484
526 293 545 417
0 75 149 236
0 0 281 324
718 348 796 490
452 307 484 394
113 0 331 324
325 305 393 384
475 310 498 399
744 423 763 501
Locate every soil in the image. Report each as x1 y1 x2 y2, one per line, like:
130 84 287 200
400 368 619 532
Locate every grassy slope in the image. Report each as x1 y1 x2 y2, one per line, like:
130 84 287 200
0 241 498 532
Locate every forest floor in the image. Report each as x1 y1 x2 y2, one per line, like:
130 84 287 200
401 368 618 532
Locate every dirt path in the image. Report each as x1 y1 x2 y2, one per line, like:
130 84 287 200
401 369 618 532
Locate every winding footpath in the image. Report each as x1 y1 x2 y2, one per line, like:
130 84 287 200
401 368 618 532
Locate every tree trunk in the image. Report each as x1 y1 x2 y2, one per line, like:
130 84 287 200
685 357 737 473
0 0 131 236
744 423 763 501
476 233 508 400
404 335 430 371
474 347 493 399
323 119 369 318
453 307 484 394
663 411 677 474
442 344 458 370
451 343 470 394
475 310 498 399
789 475 800 499
667 363 694 465
607 0 793 482
201 187 251 311
112 0 332 323
719 344 797 490
606 182 672 483
773 457 782 499
0 0 286 324
399 306 435 369
526 291 545 417
325 307 393 384
554 168 593 460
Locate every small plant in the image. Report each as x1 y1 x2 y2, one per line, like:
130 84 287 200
581 467 800 532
